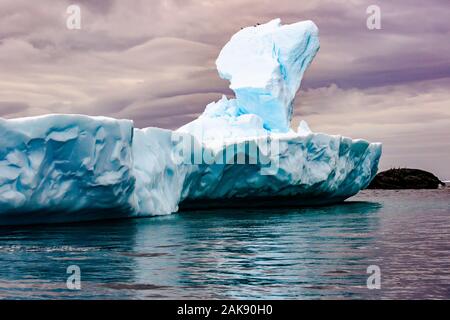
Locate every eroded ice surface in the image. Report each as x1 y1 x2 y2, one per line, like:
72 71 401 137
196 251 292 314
131 127 191 216
182 134 381 206
0 115 135 225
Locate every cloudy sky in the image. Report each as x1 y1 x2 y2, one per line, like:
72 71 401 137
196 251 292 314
1 0 449 179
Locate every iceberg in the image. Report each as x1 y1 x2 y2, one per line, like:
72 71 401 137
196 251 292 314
0 19 381 225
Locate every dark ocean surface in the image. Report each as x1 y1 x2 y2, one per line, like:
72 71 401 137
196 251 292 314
0 188 449 299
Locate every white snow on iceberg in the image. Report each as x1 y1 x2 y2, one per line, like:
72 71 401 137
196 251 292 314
0 19 382 225
179 19 320 141
216 18 319 132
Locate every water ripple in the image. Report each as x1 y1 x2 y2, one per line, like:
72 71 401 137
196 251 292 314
0 189 449 299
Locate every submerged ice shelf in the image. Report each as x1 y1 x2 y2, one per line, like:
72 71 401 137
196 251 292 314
0 19 381 225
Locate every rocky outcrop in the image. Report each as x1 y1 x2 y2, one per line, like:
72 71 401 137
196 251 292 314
368 168 445 189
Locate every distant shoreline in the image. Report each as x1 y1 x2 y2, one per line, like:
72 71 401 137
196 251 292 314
368 168 445 190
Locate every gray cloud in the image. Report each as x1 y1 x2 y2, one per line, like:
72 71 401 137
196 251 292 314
0 101 29 116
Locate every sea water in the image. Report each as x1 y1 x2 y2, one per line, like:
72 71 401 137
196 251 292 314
0 188 449 299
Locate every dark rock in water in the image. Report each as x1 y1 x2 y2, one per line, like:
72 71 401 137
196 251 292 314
368 168 446 190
